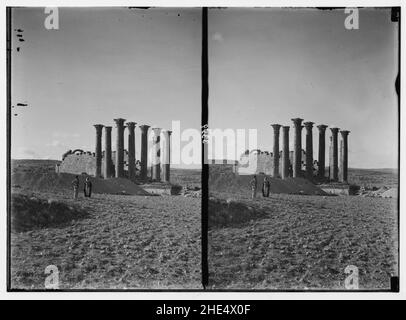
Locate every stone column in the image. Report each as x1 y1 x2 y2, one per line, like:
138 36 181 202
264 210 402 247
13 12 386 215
271 124 281 178
304 122 314 180
151 128 162 181
104 126 113 178
317 125 328 179
94 124 104 178
330 127 340 181
291 118 303 178
340 130 350 183
161 130 172 182
281 126 290 179
114 118 126 178
126 122 137 181
139 125 150 180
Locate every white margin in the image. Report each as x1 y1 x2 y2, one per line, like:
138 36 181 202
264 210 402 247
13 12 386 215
0 0 404 300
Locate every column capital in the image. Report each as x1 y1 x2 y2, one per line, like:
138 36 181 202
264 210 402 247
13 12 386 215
303 121 314 128
330 127 340 134
317 124 328 132
282 125 290 130
94 124 104 131
126 122 137 130
113 118 126 126
291 118 303 129
162 129 172 136
152 127 162 135
104 125 112 132
271 124 281 132
340 130 350 137
139 124 150 133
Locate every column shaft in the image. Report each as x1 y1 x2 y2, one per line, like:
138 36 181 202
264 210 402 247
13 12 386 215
151 128 161 181
291 118 303 178
126 122 136 181
104 126 112 178
282 126 290 179
162 130 172 182
114 118 126 178
139 125 150 180
317 125 328 179
271 124 281 178
340 130 350 183
304 122 314 180
330 127 340 181
94 124 104 178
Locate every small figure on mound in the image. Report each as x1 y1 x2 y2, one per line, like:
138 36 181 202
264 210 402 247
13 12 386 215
72 176 79 199
84 177 92 198
250 175 257 199
288 163 293 177
262 176 270 197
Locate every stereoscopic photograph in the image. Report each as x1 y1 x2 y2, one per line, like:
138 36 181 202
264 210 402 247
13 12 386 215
207 7 399 290
7 5 400 293
8 7 202 290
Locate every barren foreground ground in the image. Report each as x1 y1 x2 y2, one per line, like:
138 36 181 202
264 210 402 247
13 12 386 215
10 160 201 289
11 191 201 289
208 192 398 290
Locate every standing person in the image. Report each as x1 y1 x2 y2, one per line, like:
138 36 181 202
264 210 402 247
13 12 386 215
250 175 257 199
84 177 92 198
262 176 270 197
72 176 79 199
288 163 293 177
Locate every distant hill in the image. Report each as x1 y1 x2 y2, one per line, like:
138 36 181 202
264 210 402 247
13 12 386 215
348 168 398 188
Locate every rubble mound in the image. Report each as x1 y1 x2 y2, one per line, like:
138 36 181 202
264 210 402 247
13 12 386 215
11 170 150 196
209 166 327 196
11 193 88 232
181 186 202 198
359 186 398 198
209 197 267 228
381 188 398 198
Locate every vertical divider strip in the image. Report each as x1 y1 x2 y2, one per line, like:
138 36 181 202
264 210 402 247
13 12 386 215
201 7 209 289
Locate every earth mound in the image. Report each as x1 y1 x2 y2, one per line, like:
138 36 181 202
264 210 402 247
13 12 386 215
11 193 88 232
381 188 398 198
209 165 327 196
209 197 267 228
359 186 398 198
11 169 150 196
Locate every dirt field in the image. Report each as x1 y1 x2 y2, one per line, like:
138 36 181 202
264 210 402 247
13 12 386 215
10 160 201 290
208 193 397 290
208 166 398 290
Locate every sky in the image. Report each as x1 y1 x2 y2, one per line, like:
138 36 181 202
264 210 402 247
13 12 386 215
208 8 399 169
11 7 201 168
11 7 399 169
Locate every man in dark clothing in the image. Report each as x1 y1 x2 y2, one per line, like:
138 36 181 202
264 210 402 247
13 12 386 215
84 177 92 198
72 176 79 199
262 176 270 197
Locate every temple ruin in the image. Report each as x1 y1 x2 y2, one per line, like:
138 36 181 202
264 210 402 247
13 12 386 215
56 119 172 184
237 118 350 183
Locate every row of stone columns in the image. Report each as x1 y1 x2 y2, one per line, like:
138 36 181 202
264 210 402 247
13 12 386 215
271 119 350 182
93 121 172 182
